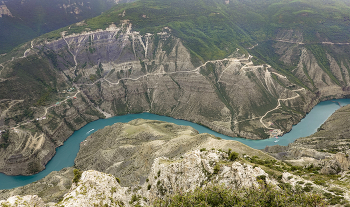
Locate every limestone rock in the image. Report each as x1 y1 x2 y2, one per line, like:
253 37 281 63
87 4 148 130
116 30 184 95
0 195 45 207
143 149 276 203
58 170 131 207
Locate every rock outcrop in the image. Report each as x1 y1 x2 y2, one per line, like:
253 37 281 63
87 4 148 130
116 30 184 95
0 150 277 207
0 4 12 18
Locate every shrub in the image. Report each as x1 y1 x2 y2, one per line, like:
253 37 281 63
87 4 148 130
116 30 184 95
73 169 82 184
111 187 116 193
228 151 239 161
115 177 120 184
213 163 220 174
200 148 206 152
148 184 152 190
153 184 327 206
303 186 313 192
129 194 140 204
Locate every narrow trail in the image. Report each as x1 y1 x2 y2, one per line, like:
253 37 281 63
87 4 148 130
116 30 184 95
275 39 304 44
260 88 305 129
1 100 24 119
13 90 81 131
94 56 251 86
43 90 81 118
79 57 243 87
275 39 350 46
271 71 287 79
217 56 251 82
247 43 259 50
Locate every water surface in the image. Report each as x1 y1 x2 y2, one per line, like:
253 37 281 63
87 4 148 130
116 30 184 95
1 99 350 190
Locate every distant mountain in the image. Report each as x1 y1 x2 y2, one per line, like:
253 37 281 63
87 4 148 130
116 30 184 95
0 0 134 54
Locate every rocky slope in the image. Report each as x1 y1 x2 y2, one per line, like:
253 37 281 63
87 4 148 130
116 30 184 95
1 150 347 206
0 93 104 175
74 119 272 187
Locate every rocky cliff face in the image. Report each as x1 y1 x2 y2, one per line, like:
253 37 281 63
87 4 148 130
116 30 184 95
28 24 326 139
0 4 12 18
1 14 350 176
29 25 350 140
0 94 104 175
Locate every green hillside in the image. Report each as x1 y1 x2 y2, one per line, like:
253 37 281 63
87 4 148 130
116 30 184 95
42 0 350 63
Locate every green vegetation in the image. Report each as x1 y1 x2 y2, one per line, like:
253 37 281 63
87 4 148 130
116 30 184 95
129 194 141 204
0 0 119 54
0 55 58 106
73 169 82 184
0 131 10 149
42 0 350 67
154 183 326 206
228 148 239 161
115 177 121 184
213 163 220 174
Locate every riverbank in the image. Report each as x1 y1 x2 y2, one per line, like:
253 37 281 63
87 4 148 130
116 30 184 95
0 99 350 190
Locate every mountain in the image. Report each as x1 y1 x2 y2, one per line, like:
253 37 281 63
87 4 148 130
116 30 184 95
0 0 135 54
1 0 350 175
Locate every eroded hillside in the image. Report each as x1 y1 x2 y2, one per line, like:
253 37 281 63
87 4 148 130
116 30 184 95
1 0 350 175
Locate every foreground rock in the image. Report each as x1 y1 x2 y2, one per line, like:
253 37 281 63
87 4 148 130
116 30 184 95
2 149 347 206
74 119 273 186
0 150 277 206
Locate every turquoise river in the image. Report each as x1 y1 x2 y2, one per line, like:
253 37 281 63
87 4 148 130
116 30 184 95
1 99 350 190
